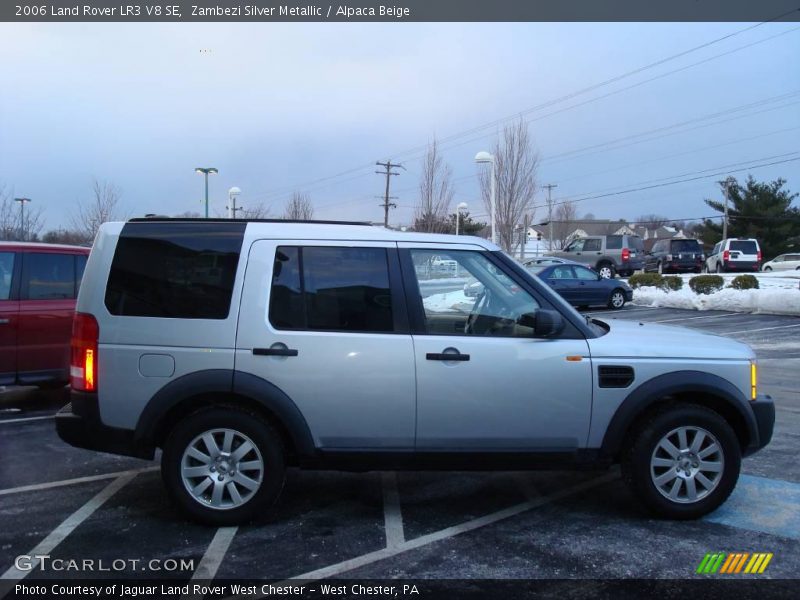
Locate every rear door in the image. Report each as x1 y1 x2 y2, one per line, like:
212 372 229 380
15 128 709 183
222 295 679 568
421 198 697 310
235 241 416 449
787 255 800 270
17 251 77 384
727 240 759 269
0 251 19 384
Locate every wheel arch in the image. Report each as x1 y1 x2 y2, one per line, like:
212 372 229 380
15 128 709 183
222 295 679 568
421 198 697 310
134 369 316 462
600 370 757 460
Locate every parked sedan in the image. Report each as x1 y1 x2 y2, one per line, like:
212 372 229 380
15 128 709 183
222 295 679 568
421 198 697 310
531 263 633 310
762 253 800 271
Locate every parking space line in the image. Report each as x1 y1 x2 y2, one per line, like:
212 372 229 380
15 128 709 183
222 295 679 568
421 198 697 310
224 471 616 599
0 466 158 497
0 415 55 425
650 312 739 323
721 323 800 336
0 472 137 582
588 307 659 316
381 472 404 548
181 527 238 598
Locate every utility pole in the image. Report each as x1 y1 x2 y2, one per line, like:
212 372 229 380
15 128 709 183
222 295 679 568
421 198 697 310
519 213 531 260
14 197 31 241
543 183 558 251
721 178 732 241
375 160 404 228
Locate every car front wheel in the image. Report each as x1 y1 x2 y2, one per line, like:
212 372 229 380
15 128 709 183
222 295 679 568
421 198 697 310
764 266 772 272
622 403 741 519
162 407 285 525
608 289 626 310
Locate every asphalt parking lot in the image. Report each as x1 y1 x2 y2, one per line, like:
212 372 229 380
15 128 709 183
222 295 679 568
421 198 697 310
0 306 798 593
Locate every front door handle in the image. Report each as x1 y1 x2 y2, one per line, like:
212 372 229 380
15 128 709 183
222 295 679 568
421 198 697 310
426 352 470 361
253 347 298 357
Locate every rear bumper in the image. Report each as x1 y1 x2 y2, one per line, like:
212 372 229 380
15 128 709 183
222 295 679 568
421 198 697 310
55 391 152 459
724 260 760 271
664 261 703 272
744 395 775 457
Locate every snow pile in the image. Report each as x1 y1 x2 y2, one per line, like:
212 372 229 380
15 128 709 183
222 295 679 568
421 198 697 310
423 290 475 313
632 284 800 315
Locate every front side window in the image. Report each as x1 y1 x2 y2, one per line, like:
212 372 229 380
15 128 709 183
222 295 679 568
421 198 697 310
583 239 602 252
26 253 75 300
549 265 575 280
269 246 394 333
0 252 14 300
105 222 245 319
574 266 598 280
410 249 540 338
564 239 584 253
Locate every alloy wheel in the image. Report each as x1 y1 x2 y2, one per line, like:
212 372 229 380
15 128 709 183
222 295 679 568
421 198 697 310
650 426 724 504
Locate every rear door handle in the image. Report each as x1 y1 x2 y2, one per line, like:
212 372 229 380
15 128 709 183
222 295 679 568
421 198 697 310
253 347 298 357
426 352 470 361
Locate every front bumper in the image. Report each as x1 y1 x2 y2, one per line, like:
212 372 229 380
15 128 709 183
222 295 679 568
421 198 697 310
744 394 775 457
624 289 634 301
55 391 151 459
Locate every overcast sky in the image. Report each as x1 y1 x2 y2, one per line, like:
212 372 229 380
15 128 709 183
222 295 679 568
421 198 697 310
0 22 798 231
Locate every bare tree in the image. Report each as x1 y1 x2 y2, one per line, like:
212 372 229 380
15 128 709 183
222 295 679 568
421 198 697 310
72 179 121 242
636 213 670 230
414 139 454 233
175 211 203 218
479 119 539 251
0 185 17 240
283 192 314 220
239 202 271 219
551 200 579 250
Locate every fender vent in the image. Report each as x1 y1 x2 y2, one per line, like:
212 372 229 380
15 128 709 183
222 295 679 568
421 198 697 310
598 366 635 388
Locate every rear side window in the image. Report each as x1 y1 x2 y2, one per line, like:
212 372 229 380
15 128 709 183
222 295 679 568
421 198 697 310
25 253 75 300
269 246 394 333
606 236 622 249
627 236 644 251
729 241 758 254
105 222 245 319
0 252 14 300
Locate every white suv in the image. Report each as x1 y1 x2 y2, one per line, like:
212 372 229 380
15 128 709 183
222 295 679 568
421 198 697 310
705 238 761 273
56 219 774 525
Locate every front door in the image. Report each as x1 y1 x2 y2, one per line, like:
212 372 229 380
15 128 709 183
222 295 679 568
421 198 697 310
402 246 593 451
235 240 416 449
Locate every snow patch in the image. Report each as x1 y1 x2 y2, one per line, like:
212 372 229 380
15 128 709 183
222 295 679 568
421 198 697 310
632 285 800 316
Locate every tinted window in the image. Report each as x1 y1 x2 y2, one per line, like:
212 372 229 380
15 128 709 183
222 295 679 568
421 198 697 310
583 239 601 251
729 241 758 254
0 252 14 300
75 254 88 295
105 222 245 319
788 255 800 261
670 239 701 253
26 253 75 300
269 246 394 333
606 236 622 250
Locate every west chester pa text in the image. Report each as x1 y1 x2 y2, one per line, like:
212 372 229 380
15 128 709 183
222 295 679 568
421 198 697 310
15 583 420 597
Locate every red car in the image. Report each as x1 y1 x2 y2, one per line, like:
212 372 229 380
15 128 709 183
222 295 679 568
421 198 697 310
0 242 90 388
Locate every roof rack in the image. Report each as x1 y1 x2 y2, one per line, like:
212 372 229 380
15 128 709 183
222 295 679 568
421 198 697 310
130 217 373 226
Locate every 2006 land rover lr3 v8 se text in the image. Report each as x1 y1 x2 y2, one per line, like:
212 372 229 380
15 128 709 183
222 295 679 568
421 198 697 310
56 219 774 525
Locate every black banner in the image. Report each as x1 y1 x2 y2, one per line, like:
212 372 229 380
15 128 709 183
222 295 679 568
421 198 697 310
3 0 800 23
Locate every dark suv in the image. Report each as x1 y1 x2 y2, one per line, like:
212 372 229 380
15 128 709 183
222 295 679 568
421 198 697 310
0 242 90 388
644 238 704 274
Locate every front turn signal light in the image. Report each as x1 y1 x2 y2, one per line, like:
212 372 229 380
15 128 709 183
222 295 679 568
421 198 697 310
750 361 757 401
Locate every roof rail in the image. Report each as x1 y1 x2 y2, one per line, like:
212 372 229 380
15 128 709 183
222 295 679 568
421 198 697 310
129 217 373 226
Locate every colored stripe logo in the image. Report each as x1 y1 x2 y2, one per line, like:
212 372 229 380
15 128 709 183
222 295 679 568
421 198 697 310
697 552 773 574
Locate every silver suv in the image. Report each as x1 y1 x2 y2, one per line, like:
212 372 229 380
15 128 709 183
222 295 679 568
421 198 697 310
554 234 645 278
57 219 774 525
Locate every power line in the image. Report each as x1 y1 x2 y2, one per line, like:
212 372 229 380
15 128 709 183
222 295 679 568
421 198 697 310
246 18 800 202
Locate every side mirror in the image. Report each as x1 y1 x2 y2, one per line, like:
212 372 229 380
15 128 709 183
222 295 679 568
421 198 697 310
519 309 565 338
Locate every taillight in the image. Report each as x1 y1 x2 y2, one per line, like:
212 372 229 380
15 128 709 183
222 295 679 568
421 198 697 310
622 248 630 261
723 250 730 262
70 312 99 392
757 250 762 262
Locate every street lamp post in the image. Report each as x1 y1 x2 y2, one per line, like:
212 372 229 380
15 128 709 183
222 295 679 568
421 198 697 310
455 202 468 235
474 152 496 245
195 167 218 218
227 187 242 219
13 197 31 241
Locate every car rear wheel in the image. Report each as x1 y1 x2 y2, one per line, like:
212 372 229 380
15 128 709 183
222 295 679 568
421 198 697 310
598 263 615 279
622 403 740 519
715 263 723 273
608 289 626 310
162 407 285 525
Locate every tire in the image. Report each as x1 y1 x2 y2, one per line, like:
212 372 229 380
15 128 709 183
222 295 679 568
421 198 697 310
715 262 723 274
657 262 663 275
608 289 626 310
597 262 615 279
161 407 285 526
621 403 741 520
